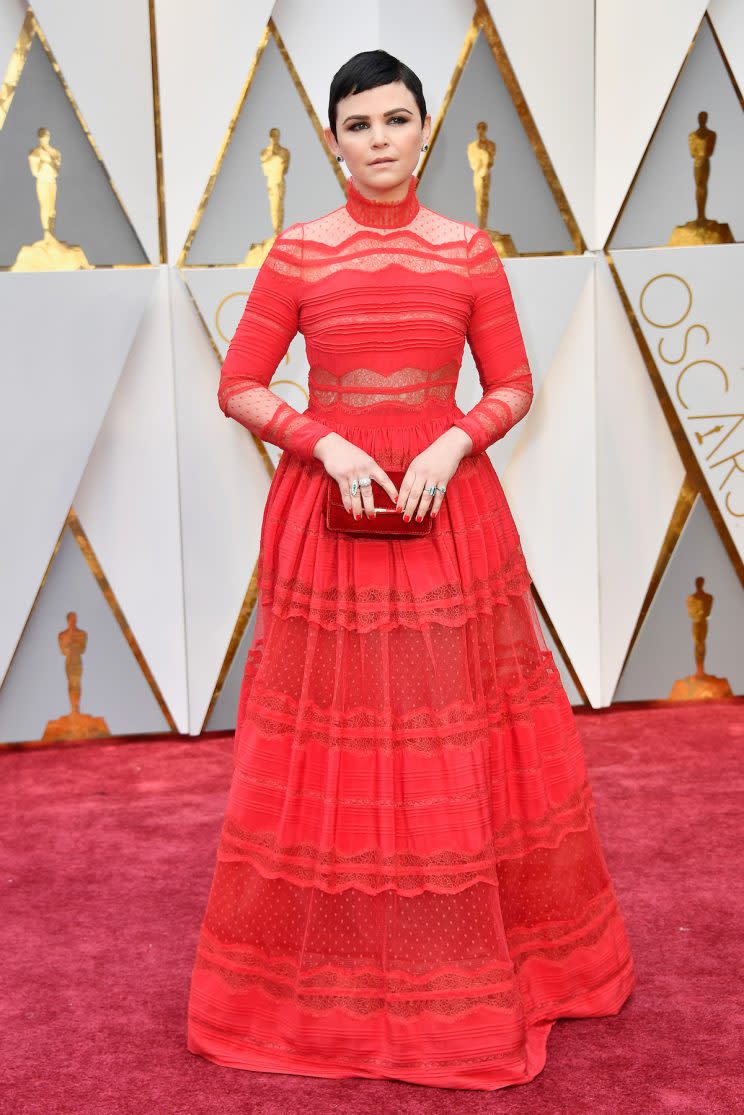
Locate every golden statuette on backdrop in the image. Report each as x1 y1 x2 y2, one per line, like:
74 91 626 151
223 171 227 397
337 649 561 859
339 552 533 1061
42 612 109 741
668 577 733 700
668 111 733 247
467 121 516 258
11 126 92 271
244 126 290 267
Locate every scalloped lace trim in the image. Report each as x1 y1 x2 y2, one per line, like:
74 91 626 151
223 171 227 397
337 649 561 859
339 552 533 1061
240 652 567 754
192 884 623 1020
262 545 534 630
217 777 596 896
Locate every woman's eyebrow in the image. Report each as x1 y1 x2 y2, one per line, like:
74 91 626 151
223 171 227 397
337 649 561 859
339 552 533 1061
341 107 412 124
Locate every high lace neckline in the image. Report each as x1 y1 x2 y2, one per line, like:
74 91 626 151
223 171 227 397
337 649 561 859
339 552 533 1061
345 172 420 228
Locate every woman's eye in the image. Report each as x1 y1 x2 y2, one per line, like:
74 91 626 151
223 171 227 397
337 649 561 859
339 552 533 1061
349 116 408 131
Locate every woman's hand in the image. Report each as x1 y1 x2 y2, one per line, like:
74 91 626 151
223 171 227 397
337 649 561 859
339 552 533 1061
396 427 473 521
312 432 399 520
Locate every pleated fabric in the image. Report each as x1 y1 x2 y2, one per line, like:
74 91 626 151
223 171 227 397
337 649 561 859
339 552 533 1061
187 175 635 1090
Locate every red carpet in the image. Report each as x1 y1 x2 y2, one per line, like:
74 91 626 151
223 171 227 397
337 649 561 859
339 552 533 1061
4 701 742 1114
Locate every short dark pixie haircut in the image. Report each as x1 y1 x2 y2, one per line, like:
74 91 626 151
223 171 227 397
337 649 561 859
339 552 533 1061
328 49 426 140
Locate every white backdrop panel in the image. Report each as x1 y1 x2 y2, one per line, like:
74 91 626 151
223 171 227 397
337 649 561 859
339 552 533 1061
0 269 156 686
504 263 600 702
74 267 189 733
479 255 590 476
596 253 686 706
171 270 272 733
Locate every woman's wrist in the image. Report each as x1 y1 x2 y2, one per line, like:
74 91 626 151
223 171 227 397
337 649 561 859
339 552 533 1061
440 425 473 460
312 431 340 462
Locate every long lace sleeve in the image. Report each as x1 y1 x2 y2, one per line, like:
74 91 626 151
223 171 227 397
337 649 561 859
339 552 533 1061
451 228 533 457
217 222 333 463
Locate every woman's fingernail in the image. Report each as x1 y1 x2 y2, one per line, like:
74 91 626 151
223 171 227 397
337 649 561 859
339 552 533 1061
431 511 437 518
403 514 411 522
415 515 422 522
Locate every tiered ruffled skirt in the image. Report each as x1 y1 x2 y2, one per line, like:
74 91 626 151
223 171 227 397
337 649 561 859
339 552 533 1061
187 408 636 1090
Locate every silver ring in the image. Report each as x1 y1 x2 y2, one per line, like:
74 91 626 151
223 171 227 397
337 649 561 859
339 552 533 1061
351 476 372 497
425 485 437 496
437 484 446 494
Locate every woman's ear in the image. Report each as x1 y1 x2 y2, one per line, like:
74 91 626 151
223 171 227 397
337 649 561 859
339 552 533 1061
323 126 337 157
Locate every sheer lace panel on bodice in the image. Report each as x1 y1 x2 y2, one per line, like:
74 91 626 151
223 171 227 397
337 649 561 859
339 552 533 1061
309 361 460 417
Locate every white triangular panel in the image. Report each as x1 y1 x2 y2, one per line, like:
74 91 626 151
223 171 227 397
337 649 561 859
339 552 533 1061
171 270 272 733
504 267 601 703
155 0 276 262
709 0 744 97
0 269 156 686
613 243 744 565
595 0 709 248
475 256 591 475
596 253 686 705
74 267 189 732
30 0 158 261
488 0 595 249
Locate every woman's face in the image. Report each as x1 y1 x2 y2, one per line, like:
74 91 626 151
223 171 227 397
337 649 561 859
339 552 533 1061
326 80 430 196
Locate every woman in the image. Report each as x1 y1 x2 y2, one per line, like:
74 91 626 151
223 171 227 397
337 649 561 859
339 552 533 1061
187 49 636 1091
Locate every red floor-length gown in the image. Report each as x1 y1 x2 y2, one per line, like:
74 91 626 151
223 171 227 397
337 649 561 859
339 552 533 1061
186 172 636 1090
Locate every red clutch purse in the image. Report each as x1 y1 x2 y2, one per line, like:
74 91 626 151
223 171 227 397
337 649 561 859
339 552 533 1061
324 469 434 538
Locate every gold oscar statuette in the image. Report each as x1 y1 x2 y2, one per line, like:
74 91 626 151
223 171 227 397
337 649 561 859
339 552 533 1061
42 611 109 741
11 126 92 271
668 111 733 247
244 126 290 266
467 121 516 258
668 576 733 700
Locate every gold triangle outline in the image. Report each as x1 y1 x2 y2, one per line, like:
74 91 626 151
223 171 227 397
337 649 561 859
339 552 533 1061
201 557 261 733
416 0 585 256
2 508 178 742
0 5 153 268
707 9 744 110
177 16 347 269
605 11 742 251
148 0 167 264
531 582 591 707
614 475 698 693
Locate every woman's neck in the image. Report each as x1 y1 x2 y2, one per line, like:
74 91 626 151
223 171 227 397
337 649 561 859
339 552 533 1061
345 172 420 228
